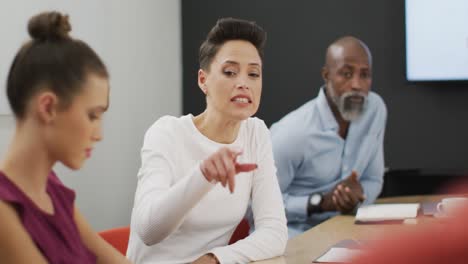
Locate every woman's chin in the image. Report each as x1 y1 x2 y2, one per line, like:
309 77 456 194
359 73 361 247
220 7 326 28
62 159 85 171
230 109 256 120
231 114 252 121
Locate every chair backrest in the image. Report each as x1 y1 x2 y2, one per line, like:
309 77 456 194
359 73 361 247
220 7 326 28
99 221 248 252
98 226 130 255
228 218 250 245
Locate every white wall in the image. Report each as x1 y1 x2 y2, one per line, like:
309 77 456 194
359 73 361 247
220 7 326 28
0 0 182 230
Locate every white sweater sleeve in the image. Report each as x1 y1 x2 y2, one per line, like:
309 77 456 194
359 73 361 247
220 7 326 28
132 118 214 246
210 121 288 263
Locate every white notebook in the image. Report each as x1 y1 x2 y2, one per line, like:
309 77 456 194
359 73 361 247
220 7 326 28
355 203 420 222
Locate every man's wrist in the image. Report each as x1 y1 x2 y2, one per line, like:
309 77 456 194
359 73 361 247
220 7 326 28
319 191 334 212
307 193 323 216
318 196 326 212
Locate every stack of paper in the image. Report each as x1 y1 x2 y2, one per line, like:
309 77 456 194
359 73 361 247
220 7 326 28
355 203 420 222
315 247 364 263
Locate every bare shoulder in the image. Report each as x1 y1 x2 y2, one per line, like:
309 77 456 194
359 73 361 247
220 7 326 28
0 199 21 225
0 200 48 263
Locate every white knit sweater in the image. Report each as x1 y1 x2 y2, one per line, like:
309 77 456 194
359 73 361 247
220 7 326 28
126 114 287 264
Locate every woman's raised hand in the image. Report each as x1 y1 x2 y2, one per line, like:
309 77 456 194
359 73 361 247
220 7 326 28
200 147 257 193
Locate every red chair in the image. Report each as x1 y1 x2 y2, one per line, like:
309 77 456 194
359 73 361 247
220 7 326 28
228 218 250 244
99 226 130 255
99 221 248 252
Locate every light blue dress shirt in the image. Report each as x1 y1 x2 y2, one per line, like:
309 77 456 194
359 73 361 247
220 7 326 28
270 87 387 237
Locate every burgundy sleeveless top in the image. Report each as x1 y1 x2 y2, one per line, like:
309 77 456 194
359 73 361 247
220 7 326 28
0 171 96 263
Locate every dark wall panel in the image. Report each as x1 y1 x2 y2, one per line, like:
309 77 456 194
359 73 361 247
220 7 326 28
181 0 468 171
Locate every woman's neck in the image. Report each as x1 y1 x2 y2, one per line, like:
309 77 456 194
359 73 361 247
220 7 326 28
193 110 242 144
0 121 54 198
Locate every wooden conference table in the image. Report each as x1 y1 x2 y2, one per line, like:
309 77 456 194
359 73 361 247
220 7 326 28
251 195 450 264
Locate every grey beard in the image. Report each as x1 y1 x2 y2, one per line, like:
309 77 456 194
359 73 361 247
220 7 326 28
332 91 368 122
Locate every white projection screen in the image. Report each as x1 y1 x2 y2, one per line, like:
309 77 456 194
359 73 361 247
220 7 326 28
406 0 468 81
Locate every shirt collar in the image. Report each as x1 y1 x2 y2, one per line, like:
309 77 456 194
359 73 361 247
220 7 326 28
317 85 339 131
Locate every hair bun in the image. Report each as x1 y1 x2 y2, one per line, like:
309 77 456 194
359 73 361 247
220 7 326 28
28 11 71 41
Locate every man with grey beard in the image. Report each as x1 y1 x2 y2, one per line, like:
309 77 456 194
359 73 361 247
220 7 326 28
270 36 387 238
